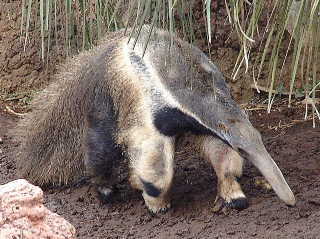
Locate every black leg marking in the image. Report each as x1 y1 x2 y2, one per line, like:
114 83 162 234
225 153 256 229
140 178 161 197
213 196 249 213
227 197 249 210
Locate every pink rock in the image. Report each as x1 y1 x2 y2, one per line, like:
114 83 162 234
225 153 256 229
0 179 76 239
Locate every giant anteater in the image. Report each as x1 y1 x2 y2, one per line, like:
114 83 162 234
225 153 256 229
13 25 295 213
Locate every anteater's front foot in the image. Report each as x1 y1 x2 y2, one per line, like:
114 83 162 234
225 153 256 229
143 192 171 214
89 175 118 203
213 195 249 214
213 177 249 214
97 186 115 203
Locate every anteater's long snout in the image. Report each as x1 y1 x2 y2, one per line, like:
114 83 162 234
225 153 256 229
242 146 296 206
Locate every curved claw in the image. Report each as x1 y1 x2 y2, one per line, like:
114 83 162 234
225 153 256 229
145 200 171 214
147 205 170 216
143 192 171 214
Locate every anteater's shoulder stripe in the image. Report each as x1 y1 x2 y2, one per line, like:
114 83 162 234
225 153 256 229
121 36 215 137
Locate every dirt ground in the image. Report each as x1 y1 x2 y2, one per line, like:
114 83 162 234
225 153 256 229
1 101 320 239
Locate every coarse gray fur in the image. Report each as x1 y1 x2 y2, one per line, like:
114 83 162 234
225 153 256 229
12 26 295 213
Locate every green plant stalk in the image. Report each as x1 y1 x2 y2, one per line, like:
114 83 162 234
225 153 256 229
288 0 308 106
265 0 290 105
23 0 33 52
64 0 69 56
107 0 123 31
267 43 279 113
45 0 49 31
46 0 52 65
54 0 57 48
81 0 85 50
132 0 151 49
128 0 144 44
311 4 320 126
168 0 174 50
142 0 161 56
20 0 26 42
205 0 212 43
40 0 45 61
257 25 275 82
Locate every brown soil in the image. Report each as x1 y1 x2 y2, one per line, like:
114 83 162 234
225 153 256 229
0 0 65 99
1 102 320 239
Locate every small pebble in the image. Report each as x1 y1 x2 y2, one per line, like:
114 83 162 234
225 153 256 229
0 137 3 144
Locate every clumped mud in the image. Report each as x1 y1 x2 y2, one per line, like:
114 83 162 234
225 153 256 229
1 103 320 239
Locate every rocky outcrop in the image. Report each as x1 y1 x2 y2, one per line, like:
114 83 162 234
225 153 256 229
0 179 76 239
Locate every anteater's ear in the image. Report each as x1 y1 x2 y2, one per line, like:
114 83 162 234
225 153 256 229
183 44 221 76
199 57 216 74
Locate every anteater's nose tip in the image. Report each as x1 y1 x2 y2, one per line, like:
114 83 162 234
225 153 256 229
284 196 296 207
281 190 296 206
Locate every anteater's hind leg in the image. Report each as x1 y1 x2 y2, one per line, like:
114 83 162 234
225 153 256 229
85 96 122 202
125 127 175 214
195 135 248 212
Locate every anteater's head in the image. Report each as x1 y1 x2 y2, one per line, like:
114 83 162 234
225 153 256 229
220 116 296 206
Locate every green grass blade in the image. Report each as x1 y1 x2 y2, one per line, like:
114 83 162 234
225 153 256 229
288 0 307 106
289 33 304 106
128 0 144 43
168 0 174 49
54 0 57 47
20 0 26 42
64 0 69 55
142 0 161 57
267 49 279 113
205 0 212 43
107 0 123 31
257 25 275 81
45 0 49 31
81 0 86 50
40 0 45 61
132 0 151 48
46 0 52 65
24 0 33 52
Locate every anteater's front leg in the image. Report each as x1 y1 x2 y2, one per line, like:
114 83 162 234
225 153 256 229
125 127 175 214
195 135 249 212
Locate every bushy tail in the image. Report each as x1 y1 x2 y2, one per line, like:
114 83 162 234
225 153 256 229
11 30 131 187
11 52 99 187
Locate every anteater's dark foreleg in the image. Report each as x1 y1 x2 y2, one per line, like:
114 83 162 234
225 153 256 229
85 98 122 202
